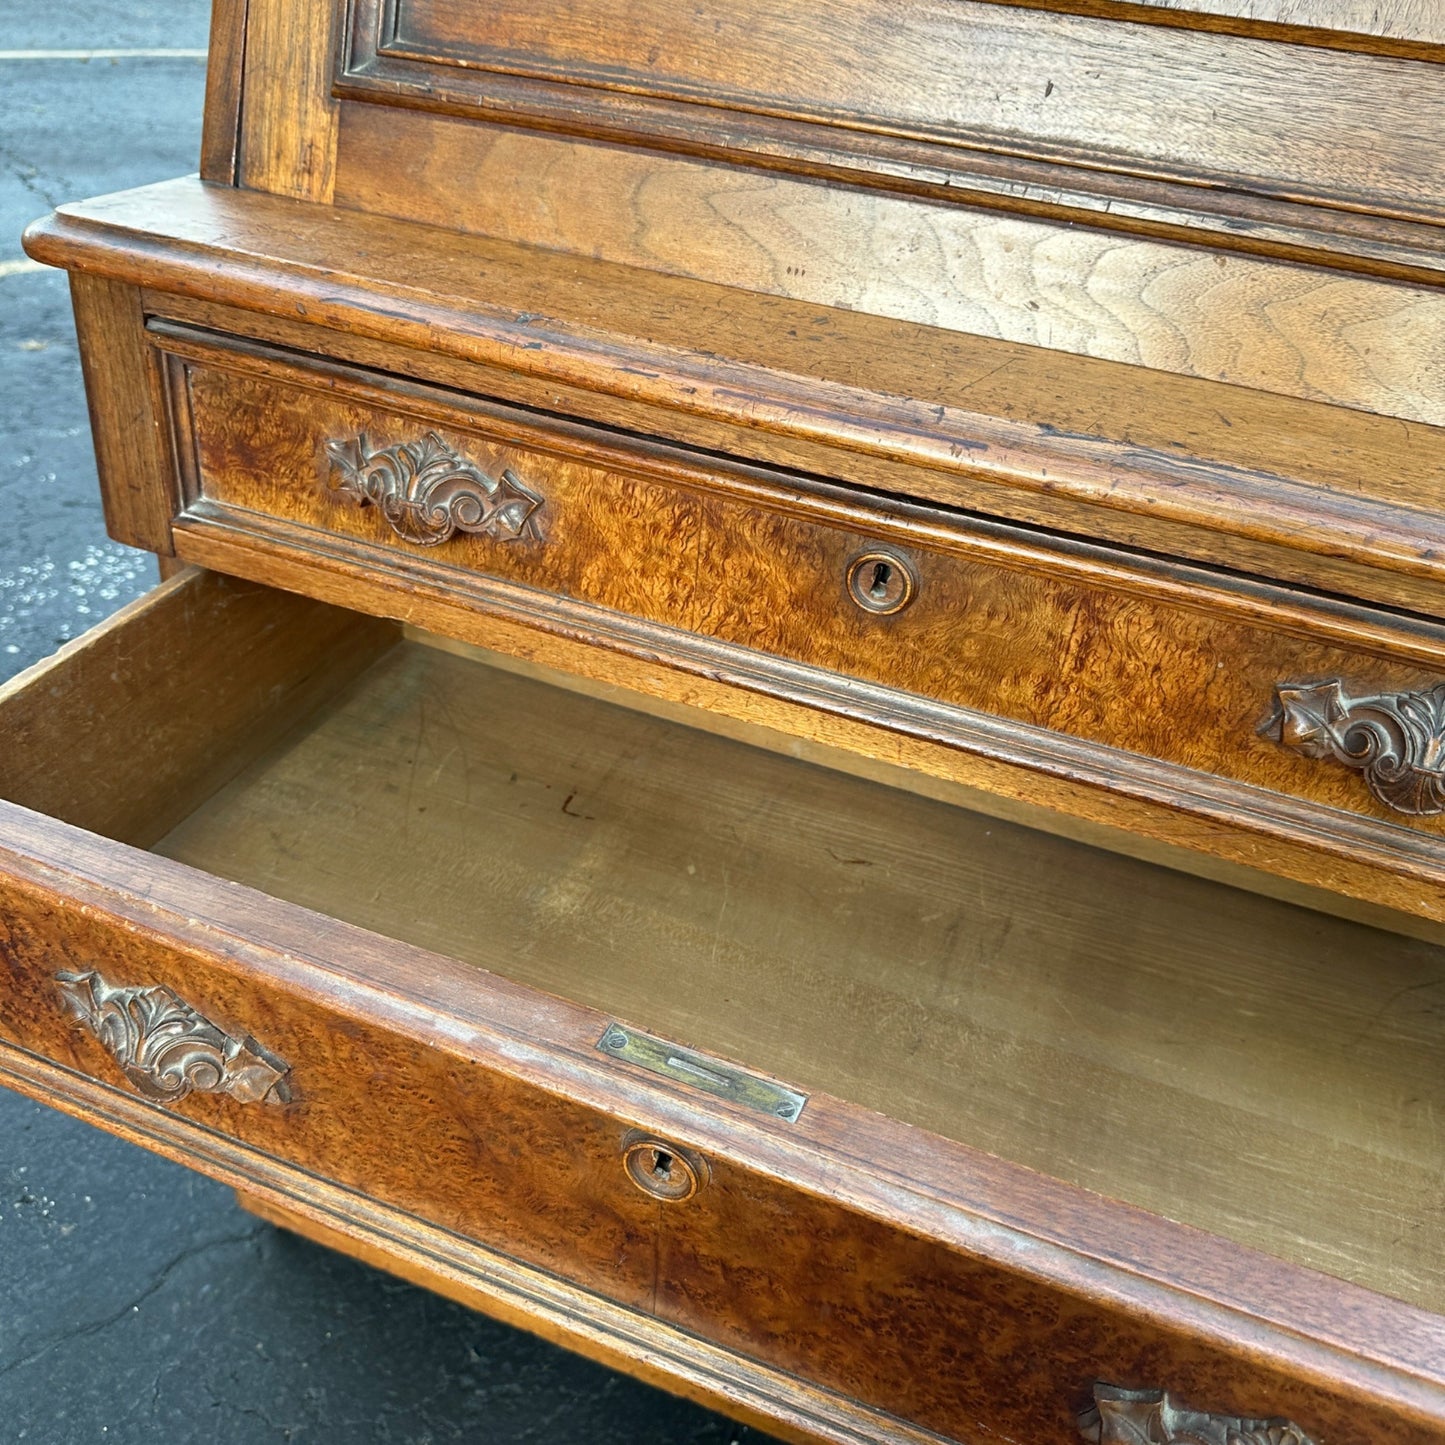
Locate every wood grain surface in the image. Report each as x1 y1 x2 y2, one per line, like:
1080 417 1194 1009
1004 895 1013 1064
332 105 1445 430
229 1187 892 1445
68 274 177 554
236 0 338 199
418 630 1445 948
1039 0 1445 48
0 663 1440 1443
200 0 249 184
162 337 1445 841
341 0 1445 223
142 289 1445 621
0 568 394 847
142 635 1445 1318
26 0 1445 1437
26 182 1445 617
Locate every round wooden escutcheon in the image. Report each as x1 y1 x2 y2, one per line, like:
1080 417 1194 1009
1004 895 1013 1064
846 550 917 615
622 1135 708 1202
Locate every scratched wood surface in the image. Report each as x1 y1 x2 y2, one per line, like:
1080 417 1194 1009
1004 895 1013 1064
332 107 1445 431
146 635 1445 1315
1068 0 1445 47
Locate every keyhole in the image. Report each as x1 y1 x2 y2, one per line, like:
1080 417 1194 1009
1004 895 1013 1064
622 1135 706 1201
846 551 917 615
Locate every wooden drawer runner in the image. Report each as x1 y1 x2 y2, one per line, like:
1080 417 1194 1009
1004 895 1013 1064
158 326 1445 860
2 571 1444 1444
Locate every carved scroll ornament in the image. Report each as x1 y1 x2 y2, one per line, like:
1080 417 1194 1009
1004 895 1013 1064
1079 1385 1317 1445
56 971 290 1106
325 431 544 546
1263 678 1445 816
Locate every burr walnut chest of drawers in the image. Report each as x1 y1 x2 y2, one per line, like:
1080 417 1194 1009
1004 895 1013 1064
13 2 1445 1441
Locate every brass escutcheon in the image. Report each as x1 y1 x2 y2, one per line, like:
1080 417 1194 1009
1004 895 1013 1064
846 550 917 615
621 1132 708 1202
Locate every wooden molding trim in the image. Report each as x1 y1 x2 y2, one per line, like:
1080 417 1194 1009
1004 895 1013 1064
24 180 1445 601
338 0 1445 229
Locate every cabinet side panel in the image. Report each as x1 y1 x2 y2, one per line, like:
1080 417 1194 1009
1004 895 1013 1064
69 275 178 556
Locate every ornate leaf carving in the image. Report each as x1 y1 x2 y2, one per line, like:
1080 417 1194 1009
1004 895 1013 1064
1263 678 1445 816
56 971 290 1106
1079 1385 1317 1445
325 430 544 546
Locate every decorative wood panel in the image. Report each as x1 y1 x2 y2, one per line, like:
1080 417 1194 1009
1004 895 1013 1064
138 287 1445 625
161 335 1445 846
332 109 1445 428
339 0 1445 224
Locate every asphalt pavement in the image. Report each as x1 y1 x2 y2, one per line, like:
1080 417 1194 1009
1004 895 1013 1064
1 5 774 1440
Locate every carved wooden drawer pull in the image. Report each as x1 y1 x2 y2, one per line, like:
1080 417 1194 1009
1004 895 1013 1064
1079 1384 1317 1444
325 430 544 546
56 970 291 1106
1264 679 1445 816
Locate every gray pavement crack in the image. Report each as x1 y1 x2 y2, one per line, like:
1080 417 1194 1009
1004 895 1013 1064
0 139 67 210
0 1222 267 1379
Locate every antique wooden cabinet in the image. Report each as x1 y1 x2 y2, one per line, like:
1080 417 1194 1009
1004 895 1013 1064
9 1 1445 1440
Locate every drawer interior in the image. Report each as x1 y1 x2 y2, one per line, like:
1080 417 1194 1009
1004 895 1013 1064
4 569 1444 1317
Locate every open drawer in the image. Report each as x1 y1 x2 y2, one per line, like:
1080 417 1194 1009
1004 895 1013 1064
1 568 1443 1445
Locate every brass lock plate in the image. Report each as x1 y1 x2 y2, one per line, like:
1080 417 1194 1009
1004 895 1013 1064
597 1024 807 1123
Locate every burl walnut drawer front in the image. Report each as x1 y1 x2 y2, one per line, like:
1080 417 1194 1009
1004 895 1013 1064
1 867 1410 1445
158 327 1445 852
2 571 1442 1445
